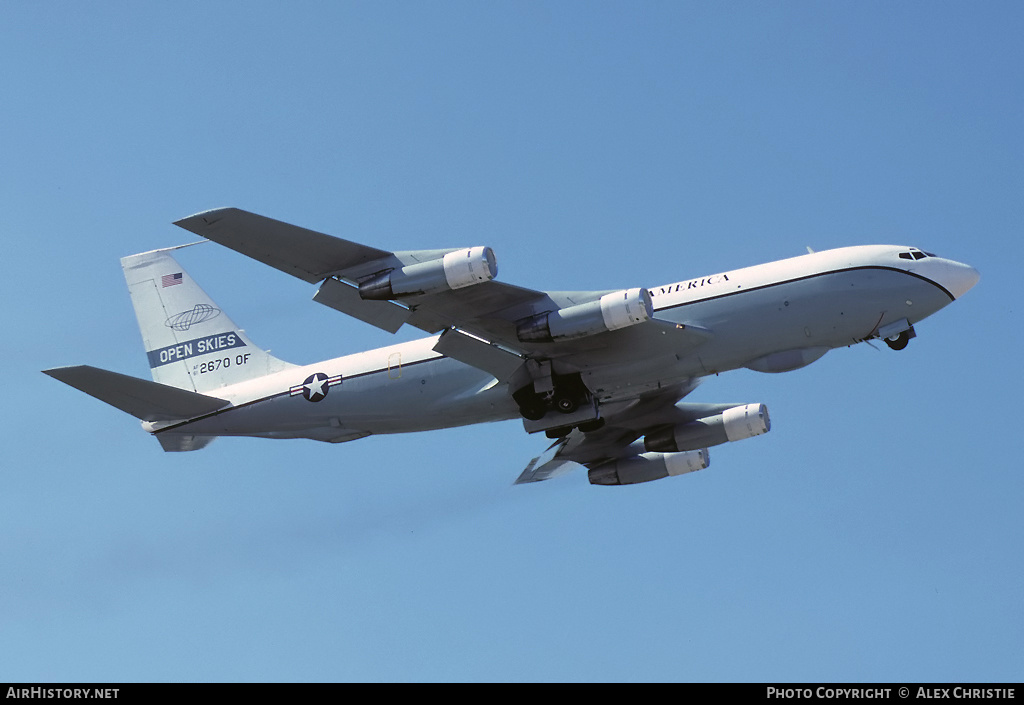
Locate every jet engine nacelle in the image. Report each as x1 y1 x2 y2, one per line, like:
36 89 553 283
588 449 710 486
644 403 770 453
359 247 497 300
517 288 653 343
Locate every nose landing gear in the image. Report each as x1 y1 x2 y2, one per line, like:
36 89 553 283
873 319 916 351
884 330 912 350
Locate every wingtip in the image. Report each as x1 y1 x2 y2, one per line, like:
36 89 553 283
172 207 237 231
42 365 85 381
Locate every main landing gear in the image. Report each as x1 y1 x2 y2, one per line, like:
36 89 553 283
513 373 602 437
513 373 590 420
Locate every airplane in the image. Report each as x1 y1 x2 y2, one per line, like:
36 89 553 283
43 208 980 486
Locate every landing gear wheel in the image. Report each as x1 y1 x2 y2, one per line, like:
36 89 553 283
521 404 547 421
885 330 911 351
553 393 579 414
513 384 548 421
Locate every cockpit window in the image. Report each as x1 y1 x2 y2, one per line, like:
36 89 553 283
899 249 935 261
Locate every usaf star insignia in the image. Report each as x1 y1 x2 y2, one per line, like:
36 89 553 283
289 372 342 402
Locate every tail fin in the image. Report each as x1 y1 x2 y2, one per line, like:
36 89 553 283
121 245 293 393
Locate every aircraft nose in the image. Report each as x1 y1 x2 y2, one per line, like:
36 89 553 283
938 259 980 299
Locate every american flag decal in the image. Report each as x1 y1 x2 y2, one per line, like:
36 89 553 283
162 272 183 287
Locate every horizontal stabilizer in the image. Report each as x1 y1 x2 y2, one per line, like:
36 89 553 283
43 365 230 422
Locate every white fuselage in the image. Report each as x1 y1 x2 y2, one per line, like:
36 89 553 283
148 245 977 443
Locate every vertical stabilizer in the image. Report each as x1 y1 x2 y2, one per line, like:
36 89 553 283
121 246 293 393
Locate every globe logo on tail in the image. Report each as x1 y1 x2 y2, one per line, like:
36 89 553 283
164 304 221 331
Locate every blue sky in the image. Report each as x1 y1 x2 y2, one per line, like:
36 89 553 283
2 2 1021 682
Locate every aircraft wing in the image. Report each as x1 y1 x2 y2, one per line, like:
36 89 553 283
174 208 394 284
175 208 712 379
515 382 748 484
175 209 548 339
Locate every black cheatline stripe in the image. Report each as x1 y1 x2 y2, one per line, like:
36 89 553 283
652 265 954 314
154 354 445 434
